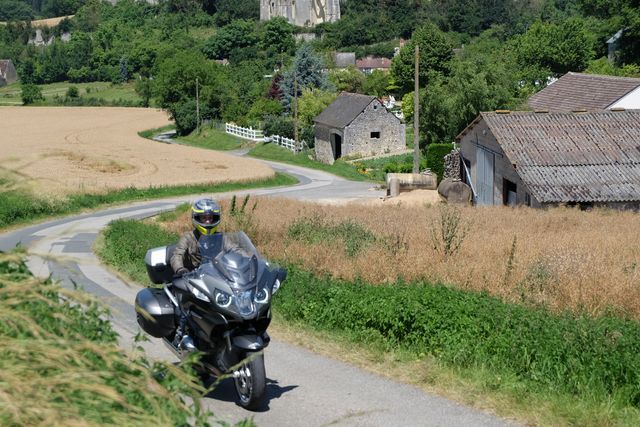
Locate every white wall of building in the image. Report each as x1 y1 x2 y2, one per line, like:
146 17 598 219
609 86 640 109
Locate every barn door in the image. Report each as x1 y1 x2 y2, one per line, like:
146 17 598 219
476 147 495 205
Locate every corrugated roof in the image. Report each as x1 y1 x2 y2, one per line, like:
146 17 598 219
314 92 375 128
528 72 640 111
480 110 640 203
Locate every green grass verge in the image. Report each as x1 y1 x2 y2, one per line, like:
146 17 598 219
177 126 246 151
0 251 210 425
248 142 373 182
0 172 297 231
137 124 176 139
99 218 640 426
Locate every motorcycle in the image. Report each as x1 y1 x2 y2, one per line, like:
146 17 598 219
134 231 286 410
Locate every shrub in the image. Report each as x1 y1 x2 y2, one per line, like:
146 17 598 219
426 143 454 182
263 115 294 138
20 83 44 105
66 86 79 98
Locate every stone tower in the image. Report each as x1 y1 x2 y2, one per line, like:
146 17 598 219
260 0 341 27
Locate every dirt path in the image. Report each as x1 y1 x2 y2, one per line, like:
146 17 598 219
0 107 273 196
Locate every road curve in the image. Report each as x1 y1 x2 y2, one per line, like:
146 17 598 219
0 159 517 426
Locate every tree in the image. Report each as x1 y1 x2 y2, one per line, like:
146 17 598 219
259 16 294 67
513 18 595 83
0 0 35 20
202 20 258 60
328 66 365 93
390 23 453 94
21 83 44 105
297 88 337 128
363 70 390 97
134 75 153 107
280 44 329 111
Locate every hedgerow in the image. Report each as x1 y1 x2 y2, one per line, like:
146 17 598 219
276 267 640 407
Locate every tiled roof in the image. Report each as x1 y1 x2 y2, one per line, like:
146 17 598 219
479 110 640 203
314 92 375 128
528 72 640 111
356 56 391 70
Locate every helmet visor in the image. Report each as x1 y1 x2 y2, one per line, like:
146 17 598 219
195 212 220 225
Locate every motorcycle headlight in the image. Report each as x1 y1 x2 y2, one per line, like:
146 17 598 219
235 290 255 316
254 287 269 304
272 279 281 295
215 290 232 308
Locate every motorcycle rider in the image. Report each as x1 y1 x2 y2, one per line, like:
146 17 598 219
170 198 222 350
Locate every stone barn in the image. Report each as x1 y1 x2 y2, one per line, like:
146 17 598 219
458 110 640 210
0 60 18 87
314 92 406 164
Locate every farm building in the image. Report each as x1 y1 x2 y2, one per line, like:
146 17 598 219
314 92 406 164
457 110 640 210
0 59 17 87
528 72 640 111
260 0 340 27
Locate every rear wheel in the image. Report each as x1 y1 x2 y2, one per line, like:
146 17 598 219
233 352 266 411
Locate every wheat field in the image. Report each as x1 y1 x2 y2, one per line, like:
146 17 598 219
164 197 640 318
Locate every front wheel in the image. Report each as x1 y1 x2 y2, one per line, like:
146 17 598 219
233 352 266 411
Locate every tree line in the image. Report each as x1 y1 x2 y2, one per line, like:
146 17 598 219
1 0 638 149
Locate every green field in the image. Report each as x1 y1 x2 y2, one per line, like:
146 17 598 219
0 81 145 106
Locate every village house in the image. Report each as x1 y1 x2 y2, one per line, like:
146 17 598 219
356 56 392 74
314 92 405 164
457 110 640 210
0 59 18 87
528 72 640 111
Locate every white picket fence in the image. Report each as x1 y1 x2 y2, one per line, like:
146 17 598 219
225 123 264 141
225 122 306 153
268 135 306 152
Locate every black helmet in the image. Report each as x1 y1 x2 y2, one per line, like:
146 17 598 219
191 198 221 235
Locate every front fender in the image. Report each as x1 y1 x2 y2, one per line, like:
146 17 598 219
232 334 267 351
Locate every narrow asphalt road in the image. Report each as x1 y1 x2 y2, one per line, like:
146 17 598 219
0 159 517 426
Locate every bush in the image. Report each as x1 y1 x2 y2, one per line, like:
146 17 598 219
67 66 92 83
171 100 198 136
66 86 79 98
263 115 294 138
20 84 44 105
99 220 178 284
426 143 454 182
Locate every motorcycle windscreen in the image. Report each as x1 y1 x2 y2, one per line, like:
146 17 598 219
199 232 260 286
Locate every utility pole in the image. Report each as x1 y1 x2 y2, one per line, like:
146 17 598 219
294 72 299 152
413 45 420 174
195 77 200 134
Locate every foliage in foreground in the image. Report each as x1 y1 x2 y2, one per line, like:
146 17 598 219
99 217 640 425
0 172 297 230
0 252 210 426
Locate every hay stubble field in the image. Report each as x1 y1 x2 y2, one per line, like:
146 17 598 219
0 107 274 196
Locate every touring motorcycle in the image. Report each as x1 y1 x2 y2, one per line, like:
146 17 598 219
135 231 286 410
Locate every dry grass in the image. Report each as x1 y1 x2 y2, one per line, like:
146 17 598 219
0 107 273 197
163 197 640 318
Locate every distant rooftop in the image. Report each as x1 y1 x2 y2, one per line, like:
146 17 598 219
528 72 640 112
